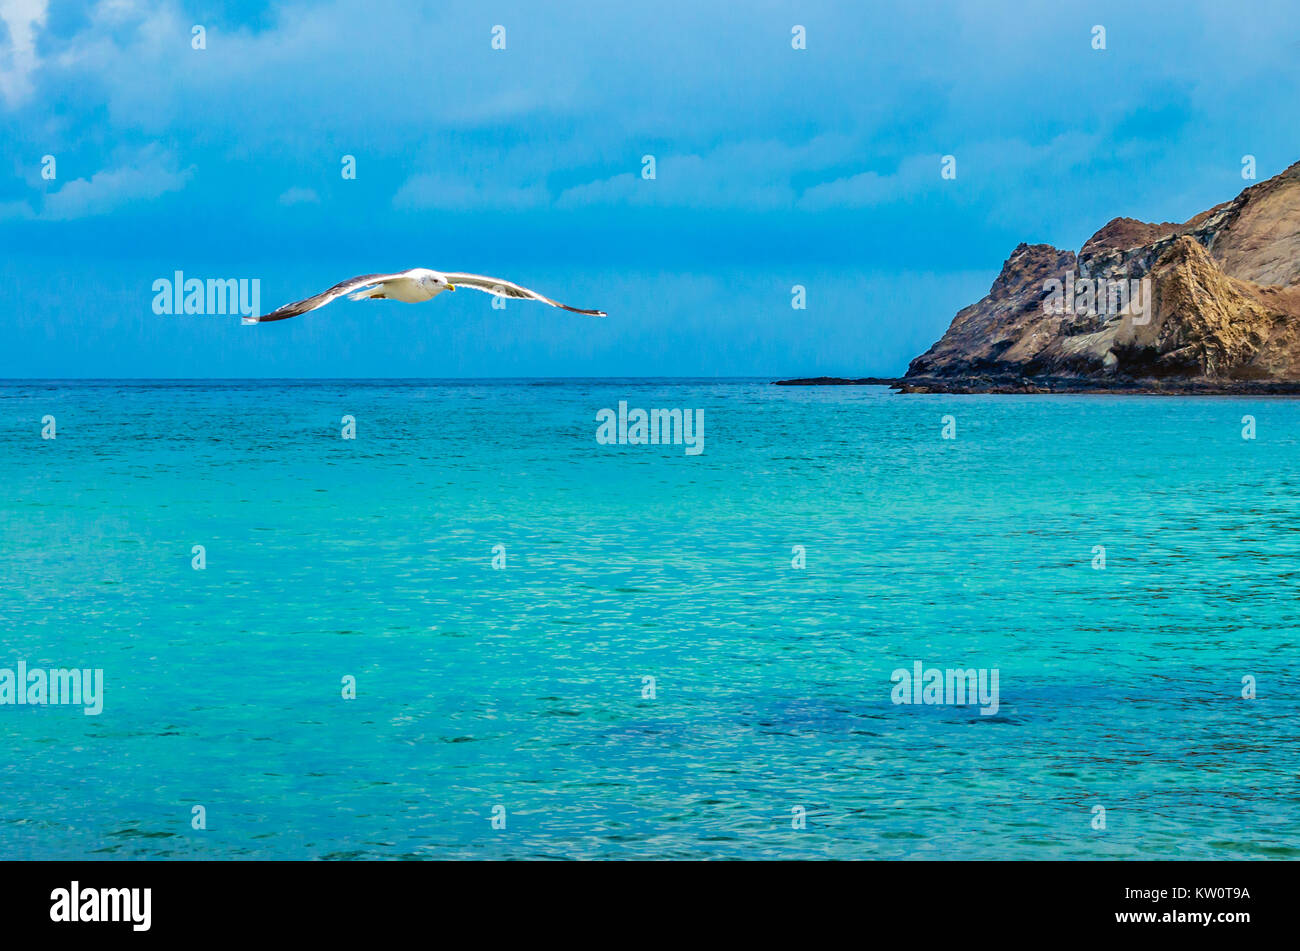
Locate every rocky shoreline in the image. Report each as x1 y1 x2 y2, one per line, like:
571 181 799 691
773 375 1300 395
783 160 1300 394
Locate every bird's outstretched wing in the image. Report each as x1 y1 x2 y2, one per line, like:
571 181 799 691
245 272 407 323
443 273 606 316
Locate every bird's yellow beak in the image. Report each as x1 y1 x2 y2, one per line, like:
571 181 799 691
445 284 456 291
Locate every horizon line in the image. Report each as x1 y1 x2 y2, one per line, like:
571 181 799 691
0 375 805 382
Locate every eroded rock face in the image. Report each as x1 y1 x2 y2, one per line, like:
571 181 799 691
1113 237 1277 378
905 161 1300 387
1202 162 1300 286
905 243 1078 378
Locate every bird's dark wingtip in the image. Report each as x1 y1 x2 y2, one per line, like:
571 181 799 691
556 302 607 317
245 308 299 323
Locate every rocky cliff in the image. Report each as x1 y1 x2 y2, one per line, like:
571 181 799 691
901 161 1300 392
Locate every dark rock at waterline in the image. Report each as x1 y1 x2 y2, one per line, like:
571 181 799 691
772 376 899 386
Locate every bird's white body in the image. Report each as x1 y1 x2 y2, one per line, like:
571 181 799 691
352 268 450 303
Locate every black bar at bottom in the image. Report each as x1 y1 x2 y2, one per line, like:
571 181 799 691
0 859 1283 939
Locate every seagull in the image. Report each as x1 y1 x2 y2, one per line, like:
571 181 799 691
244 268 606 323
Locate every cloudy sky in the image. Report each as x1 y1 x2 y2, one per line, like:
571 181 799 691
1 0 1297 377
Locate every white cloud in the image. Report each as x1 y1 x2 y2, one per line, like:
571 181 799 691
797 155 937 211
278 186 320 206
392 173 548 211
555 137 863 211
797 170 897 210
0 0 48 105
36 147 192 219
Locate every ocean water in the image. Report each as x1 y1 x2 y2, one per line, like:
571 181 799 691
0 379 1296 860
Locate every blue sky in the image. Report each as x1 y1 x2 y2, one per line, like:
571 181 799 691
1 0 1297 377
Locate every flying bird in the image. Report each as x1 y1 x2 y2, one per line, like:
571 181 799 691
244 268 606 323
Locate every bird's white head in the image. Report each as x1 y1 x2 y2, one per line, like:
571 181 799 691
414 268 453 292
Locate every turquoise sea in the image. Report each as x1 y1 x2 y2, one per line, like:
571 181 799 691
0 380 1296 860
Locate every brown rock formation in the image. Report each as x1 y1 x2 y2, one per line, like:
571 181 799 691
903 161 1300 391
